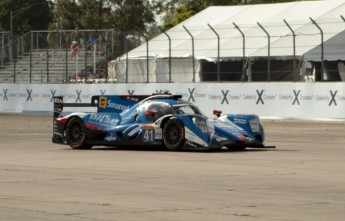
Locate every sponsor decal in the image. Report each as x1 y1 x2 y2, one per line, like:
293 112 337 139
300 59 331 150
221 90 229 104
54 97 63 104
99 96 107 108
292 90 301 105
89 113 119 126
256 90 264 104
50 90 57 102
208 94 221 101
279 94 293 101
26 89 33 102
329 90 337 106
219 90 241 104
254 90 276 105
187 88 207 102
76 90 82 102
188 88 195 102
233 118 247 125
279 90 313 105
107 99 131 111
127 90 135 95
243 94 256 100
2 89 8 101
185 127 207 147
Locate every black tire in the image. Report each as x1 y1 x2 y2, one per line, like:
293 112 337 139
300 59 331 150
162 118 185 151
65 117 93 149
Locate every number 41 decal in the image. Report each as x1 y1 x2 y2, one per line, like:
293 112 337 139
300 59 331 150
143 129 162 142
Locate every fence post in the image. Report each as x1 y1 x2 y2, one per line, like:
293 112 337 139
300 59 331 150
137 30 149 83
0 33 5 66
310 17 324 81
257 22 271 81
161 29 172 83
13 59 16 83
233 22 246 82
207 24 220 81
183 25 195 82
283 19 297 82
122 32 128 83
30 32 33 83
46 46 49 83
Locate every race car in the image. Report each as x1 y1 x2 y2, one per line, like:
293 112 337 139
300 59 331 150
52 93 274 151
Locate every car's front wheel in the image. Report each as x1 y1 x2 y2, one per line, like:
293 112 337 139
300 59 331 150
163 118 185 151
65 117 93 149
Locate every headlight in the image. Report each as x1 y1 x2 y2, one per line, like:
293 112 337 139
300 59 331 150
249 118 260 133
192 117 208 134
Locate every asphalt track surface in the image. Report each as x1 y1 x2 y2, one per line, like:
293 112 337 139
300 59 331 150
0 114 345 221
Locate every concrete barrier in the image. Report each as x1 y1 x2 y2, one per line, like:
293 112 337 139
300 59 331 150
0 83 344 120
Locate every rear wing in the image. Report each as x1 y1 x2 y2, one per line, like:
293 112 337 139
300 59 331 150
53 93 183 118
53 95 152 118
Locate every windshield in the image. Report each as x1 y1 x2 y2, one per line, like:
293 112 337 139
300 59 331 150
172 104 203 116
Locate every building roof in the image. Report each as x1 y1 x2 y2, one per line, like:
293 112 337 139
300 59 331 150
120 0 345 62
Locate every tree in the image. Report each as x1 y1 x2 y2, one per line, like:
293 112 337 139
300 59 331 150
0 0 53 35
155 0 303 30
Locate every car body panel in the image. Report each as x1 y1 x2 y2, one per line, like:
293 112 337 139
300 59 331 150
52 94 271 150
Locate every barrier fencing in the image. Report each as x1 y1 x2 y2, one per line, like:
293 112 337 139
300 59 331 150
1 16 345 84
0 30 116 83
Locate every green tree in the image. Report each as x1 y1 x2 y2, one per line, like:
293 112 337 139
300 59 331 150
49 0 81 30
155 0 303 30
109 0 155 33
0 0 53 36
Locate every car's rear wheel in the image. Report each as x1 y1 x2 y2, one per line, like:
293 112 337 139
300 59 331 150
163 118 185 151
65 117 93 149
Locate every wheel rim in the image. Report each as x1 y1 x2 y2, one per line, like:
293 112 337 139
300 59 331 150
164 122 182 147
66 120 84 145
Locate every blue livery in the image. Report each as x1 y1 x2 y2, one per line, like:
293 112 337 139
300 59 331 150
52 94 272 151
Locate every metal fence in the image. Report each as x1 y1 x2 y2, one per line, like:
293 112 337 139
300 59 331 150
1 16 345 84
116 16 345 83
0 29 116 83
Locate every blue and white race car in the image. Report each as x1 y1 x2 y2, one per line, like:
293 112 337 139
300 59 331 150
52 94 273 151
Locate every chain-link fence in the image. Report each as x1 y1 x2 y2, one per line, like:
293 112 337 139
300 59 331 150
0 29 116 83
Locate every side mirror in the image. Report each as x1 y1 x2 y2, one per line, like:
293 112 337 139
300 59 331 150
213 110 222 118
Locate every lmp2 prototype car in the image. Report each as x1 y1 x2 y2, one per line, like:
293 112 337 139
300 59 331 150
52 94 274 151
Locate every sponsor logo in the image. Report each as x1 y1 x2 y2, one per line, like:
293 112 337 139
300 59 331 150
221 90 229 104
234 118 247 124
2 89 8 101
107 99 131 111
187 88 207 102
128 90 135 95
89 113 119 126
99 96 107 108
329 90 337 106
219 90 242 104
292 90 301 105
76 90 82 102
50 90 57 102
188 88 195 102
26 89 33 101
54 97 63 104
256 90 264 104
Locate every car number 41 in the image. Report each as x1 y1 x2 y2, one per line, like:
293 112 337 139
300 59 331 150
143 129 162 142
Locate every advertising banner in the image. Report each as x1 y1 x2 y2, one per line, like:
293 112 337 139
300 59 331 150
0 83 345 120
